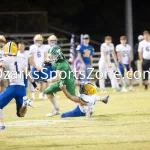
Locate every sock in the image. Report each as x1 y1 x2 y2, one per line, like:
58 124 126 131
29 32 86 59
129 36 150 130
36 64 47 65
39 92 43 97
32 92 35 98
50 97 59 111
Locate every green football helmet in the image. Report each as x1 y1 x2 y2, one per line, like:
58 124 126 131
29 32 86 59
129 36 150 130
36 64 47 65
48 45 65 63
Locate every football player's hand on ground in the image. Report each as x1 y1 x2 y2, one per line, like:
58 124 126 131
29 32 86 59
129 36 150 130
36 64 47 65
59 82 66 90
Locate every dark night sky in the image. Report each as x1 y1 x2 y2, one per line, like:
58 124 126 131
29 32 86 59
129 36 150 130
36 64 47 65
0 0 150 43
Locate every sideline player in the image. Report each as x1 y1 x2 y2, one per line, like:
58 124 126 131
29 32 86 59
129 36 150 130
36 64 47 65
138 31 150 90
29 34 47 99
59 82 109 118
116 36 134 91
0 42 38 130
99 36 119 92
44 45 78 117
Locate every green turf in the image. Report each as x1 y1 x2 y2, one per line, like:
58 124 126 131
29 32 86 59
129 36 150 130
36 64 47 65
0 87 150 150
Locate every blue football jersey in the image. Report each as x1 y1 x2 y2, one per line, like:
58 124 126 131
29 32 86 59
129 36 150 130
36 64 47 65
76 44 94 65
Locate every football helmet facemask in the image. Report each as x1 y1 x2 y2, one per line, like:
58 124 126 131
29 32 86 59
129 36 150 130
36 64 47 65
48 45 65 64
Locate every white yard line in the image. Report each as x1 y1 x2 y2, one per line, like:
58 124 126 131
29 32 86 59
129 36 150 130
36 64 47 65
5 120 71 127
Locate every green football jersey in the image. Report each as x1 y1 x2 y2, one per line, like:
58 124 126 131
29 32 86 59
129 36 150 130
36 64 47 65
52 59 75 84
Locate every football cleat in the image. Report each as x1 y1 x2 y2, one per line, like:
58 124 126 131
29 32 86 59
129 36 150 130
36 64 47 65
121 87 128 92
0 125 6 130
129 86 135 91
23 99 34 108
46 110 61 117
101 95 109 104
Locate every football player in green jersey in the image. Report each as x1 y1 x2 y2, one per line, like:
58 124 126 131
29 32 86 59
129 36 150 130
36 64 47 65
44 45 78 117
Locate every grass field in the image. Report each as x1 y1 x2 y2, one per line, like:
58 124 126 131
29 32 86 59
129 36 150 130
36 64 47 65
0 87 150 150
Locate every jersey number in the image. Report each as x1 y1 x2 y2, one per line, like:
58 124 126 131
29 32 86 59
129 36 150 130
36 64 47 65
14 62 19 74
37 51 41 57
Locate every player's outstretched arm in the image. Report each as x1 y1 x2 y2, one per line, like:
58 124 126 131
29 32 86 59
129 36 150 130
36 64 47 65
59 82 80 103
24 66 38 90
